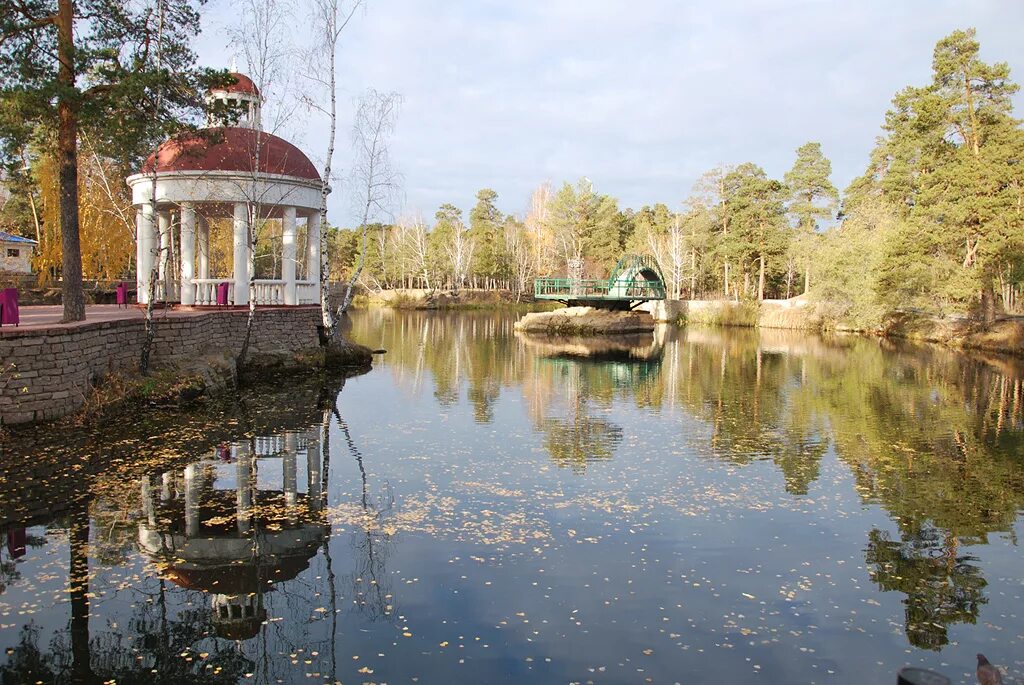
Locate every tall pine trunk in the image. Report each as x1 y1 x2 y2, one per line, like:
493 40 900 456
980 277 997 324
690 247 696 300
758 254 765 301
57 0 85 322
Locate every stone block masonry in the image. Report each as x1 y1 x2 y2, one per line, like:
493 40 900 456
0 307 323 426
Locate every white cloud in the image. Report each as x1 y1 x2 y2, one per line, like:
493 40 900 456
195 0 1024 223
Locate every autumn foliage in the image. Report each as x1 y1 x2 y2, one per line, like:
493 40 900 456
34 143 135 283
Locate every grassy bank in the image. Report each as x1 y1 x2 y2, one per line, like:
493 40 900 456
666 299 1022 357
350 288 561 312
674 300 820 331
880 315 1024 357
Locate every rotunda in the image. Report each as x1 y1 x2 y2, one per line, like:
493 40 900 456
126 72 325 306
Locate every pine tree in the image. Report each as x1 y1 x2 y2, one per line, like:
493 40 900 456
468 188 507 286
784 142 839 293
544 178 621 277
845 28 1024 320
725 163 788 300
0 0 228 321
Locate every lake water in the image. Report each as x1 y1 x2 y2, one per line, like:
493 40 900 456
1 310 1023 685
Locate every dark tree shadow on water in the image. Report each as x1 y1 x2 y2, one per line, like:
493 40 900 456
865 525 987 650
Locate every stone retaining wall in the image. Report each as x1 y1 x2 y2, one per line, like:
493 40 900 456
0 307 322 425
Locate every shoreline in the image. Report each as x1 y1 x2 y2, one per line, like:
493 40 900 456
356 291 1022 357
353 290 1024 357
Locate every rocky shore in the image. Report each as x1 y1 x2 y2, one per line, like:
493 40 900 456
514 307 655 335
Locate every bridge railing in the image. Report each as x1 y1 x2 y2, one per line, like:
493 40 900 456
534 277 665 300
607 278 666 299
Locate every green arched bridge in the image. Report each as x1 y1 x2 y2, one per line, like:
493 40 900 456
534 254 667 309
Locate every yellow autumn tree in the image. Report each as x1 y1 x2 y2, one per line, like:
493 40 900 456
35 143 136 283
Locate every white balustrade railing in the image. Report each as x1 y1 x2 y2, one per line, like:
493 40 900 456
192 279 233 305
253 279 286 305
255 435 286 456
189 278 318 305
296 280 317 305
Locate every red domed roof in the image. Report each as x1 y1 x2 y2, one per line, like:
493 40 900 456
215 72 260 96
142 127 320 181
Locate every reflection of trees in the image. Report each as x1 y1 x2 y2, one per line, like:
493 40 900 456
664 330 829 494
822 347 1024 542
542 412 623 473
775 382 828 496
804 342 1024 649
69 502 91 683
532 358 631 473
865 526 987 651
348 311 1024 650
0 625 60 684
0 502 253 685
350 311 524 423
334 405 398 623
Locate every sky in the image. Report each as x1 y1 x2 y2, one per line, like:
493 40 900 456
193 0 1024 226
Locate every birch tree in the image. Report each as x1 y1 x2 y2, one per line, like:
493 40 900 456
434 204 472 289
303 0 364 339
337 89 402 321
524 182 554 277
503 215 533 299
395 213 430 289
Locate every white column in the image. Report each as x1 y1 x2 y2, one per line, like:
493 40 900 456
138 203 156 304
306 428 322 511
198 215 210 280
141 476 156 527
233 202 250 305
235 443 252 534
184 464 200 538
135 208 144 302
158 211 172 300
306 213 321 284
180 203 196 305
161 471 173 501
284 433 298 523
282 207 297 305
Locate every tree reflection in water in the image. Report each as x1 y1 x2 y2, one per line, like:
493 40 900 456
1 496 256 685
518 333 659 472
865 525 987 651
1 312 1023 676
350 310 1024 650
333 400 398 624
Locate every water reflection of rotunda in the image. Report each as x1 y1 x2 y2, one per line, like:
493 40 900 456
138 428 327 640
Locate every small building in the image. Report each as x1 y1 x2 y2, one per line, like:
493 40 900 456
0 231 36 274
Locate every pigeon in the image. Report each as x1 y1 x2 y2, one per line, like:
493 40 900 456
977 654 1004 685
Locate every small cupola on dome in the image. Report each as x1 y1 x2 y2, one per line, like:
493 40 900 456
207 62 262 130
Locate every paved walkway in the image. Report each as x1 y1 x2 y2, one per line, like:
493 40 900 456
0 304 243 334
